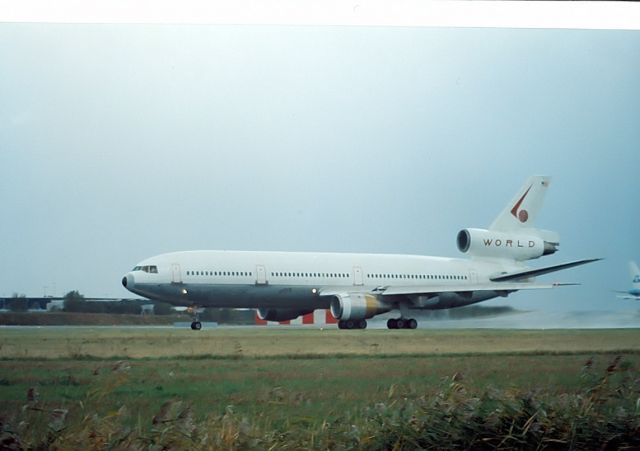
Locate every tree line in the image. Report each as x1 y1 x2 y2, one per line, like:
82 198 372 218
61 290 176 315
3 291 254 324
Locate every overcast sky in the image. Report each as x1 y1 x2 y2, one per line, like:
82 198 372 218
1 24 639 312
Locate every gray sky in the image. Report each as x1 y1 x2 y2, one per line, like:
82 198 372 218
1 24 639 312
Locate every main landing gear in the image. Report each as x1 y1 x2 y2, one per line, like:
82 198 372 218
387 318 418 329
190 321 202 330
337 319 368 329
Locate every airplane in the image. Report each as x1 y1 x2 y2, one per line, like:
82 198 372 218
121 176 600 330
615 261 640 300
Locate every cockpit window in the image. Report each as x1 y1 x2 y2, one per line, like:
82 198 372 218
132 265 158 273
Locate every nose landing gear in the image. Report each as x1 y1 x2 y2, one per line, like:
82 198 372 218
187 306 203 331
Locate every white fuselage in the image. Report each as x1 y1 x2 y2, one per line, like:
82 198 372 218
120 177 599 329
122 250 520 309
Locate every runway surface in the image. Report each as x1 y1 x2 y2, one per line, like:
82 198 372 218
3 309 639 330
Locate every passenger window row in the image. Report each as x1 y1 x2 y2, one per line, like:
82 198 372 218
183 269 466 281
270 272 349 278
186 270 252 277
366 273 467 280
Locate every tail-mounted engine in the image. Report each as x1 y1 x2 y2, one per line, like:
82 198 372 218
330 293 390 321
457 228 558 261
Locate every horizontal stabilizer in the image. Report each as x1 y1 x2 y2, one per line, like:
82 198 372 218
490 258 601 282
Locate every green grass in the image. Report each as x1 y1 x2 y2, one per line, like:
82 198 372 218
1 327 639 359
0 347 637 421
0 328 639 448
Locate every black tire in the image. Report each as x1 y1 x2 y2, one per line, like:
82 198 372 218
338 321 345 329
192 321 202 331
345 320 355 329
396 318 405 329
407 318 418 329
387 318 397 329
358 319 367 329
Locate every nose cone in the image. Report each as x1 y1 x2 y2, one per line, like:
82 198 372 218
122 273 135 291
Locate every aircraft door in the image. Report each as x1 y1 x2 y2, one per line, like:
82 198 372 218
256 265 267 285
171 263 182 283
353 266 363 286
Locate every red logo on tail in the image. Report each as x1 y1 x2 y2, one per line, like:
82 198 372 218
510 185 531 223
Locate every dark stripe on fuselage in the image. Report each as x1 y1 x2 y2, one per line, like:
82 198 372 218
131 283 332 309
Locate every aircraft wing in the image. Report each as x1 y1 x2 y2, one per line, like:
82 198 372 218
318 258 597 299
319 281 569 298
378 282 564 297
489 258 601 282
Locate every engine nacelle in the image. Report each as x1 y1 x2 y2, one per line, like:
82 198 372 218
330 293 390 321
457 228 558 261
257 308 312 322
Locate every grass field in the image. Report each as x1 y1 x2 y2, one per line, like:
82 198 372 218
1 327 639 359
1 328 639 449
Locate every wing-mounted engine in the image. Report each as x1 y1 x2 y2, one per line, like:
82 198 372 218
330 293 391 321
457 228 558 261
256 308 313 322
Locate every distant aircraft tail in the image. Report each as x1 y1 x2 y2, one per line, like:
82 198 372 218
630 261 640 289
489 175 559 245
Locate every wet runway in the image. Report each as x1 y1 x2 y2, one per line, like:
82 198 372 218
407 309 640 330
2 310 639 330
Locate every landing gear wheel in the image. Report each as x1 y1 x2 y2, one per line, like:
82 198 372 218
387 318 417 329
338 319 367 330
191 321 202 330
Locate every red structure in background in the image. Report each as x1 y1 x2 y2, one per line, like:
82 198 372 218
256 309 337 326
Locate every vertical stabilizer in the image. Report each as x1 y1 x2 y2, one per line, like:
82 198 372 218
490 176 551 232
630 261 640 289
